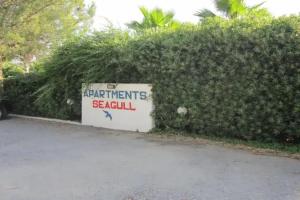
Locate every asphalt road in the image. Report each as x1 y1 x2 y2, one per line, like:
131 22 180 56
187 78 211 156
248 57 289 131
0 117 300 200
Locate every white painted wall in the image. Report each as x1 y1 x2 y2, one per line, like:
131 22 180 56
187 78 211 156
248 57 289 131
82 83 154 132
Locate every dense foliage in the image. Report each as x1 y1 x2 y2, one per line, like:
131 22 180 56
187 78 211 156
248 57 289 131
4 16 300 143
4 74 44 115
2 62 25 78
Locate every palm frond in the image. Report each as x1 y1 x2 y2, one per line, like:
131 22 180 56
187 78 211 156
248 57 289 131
215 0 231 14
139 6 150 19
127 7 179 31
194 9 216 19
249 1 265 10
229 0 247 18
126 21 142 30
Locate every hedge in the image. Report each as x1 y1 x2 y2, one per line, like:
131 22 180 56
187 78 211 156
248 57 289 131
4 74 44 116
4 16 300 143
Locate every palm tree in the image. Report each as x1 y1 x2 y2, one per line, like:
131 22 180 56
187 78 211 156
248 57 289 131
195 0 268 20
127 7 180 31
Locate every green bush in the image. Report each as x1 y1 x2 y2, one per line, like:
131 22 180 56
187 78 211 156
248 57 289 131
4 73 44 116
3 62 25 78
5 16 300 143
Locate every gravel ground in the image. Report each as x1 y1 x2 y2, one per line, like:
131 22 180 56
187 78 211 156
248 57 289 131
0 117 300 200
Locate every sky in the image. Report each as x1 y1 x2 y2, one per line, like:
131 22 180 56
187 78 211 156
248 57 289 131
91 0 300 29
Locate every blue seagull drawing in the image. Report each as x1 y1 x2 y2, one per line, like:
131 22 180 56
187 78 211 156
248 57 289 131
103 110 112 120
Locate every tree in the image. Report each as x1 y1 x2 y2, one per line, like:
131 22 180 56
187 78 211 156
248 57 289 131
0 0 95 79
127 6 180 32
195 0 269 20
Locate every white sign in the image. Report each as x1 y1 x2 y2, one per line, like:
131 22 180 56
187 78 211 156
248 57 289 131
82 83 154 132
